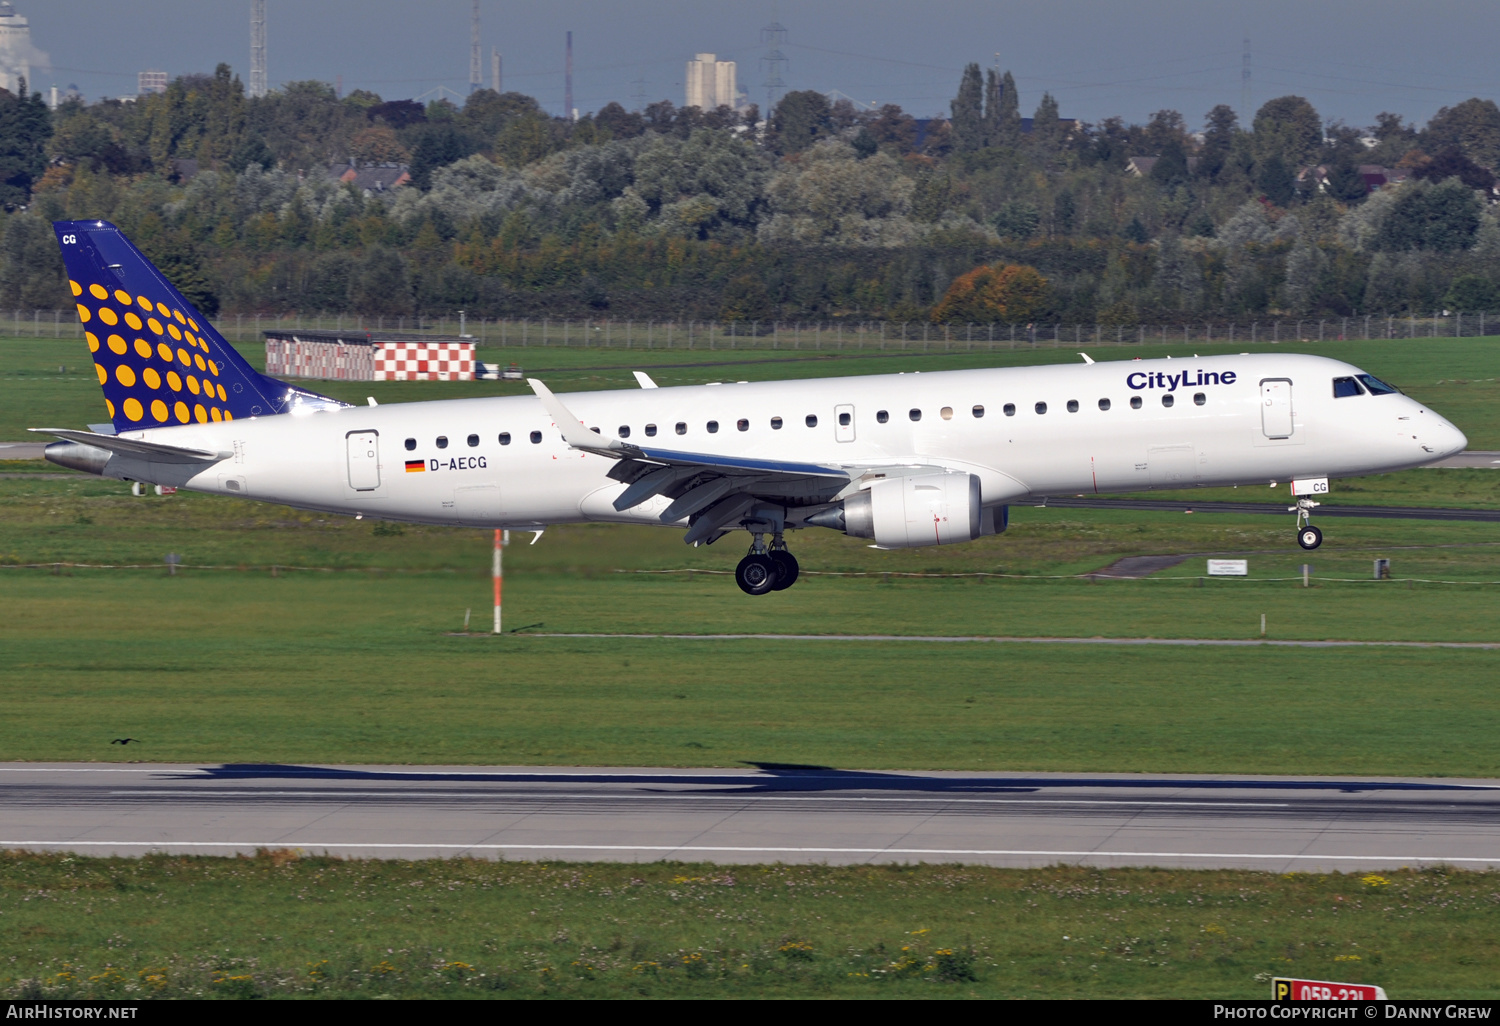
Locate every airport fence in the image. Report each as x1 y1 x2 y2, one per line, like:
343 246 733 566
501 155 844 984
10 309 1500 350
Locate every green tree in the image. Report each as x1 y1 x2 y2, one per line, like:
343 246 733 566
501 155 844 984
1029 92 1063 153
1425 98 1500 171
770 90 831 155
0 79 53 208
1256 155 1296 206
1444 273 1500 311
950 63 984 153
992 200 1040 239
1254 95 1323 168
0 213 65 307
1375 179 1482 252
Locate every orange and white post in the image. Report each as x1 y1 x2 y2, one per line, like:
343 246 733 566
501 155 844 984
492 529 508 634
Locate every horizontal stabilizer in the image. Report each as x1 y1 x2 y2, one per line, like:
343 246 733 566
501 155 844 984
29 428 228 464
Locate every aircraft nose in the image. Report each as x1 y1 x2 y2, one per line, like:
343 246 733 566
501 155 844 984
1435 419 1468 458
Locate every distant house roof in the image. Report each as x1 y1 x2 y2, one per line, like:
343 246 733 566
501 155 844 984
1126 156 1158 177
328 162 410 195
169 158 201 182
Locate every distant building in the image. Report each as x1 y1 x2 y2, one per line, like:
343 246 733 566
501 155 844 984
138 70 167 95
264 330 474 382
0 2 31 95
327 162 411 196
685 53 735 111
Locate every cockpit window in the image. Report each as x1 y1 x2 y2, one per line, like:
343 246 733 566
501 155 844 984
1332 376 1365 398
1357 373 1400 395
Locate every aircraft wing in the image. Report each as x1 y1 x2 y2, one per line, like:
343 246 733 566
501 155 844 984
529 379 851 543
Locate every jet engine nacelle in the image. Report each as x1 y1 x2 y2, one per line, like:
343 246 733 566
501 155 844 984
841 471 983 548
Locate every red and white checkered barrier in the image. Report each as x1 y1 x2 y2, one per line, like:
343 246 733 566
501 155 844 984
373 342 474 381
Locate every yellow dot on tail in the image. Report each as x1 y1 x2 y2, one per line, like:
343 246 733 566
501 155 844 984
94 363 106 384
106 399 115 417
167 324 181 341
194 354 205 371
186 376 200 395
167 371 182 391
115 364 136 387
89 283 108 300
157 342 172 362
107 334 126 354
113 289 132 306
123 397 143 421
173 401 189 423
210 407 222 422
207 359 219 376
76 304 91 323
148 318 163 335
188 318 199 331
98 307 118 326
125 312 143 331
173 310 186 324
193 404 207 423
216 383 227 401
143 367 161 389
134 338 151 359
151 399 168 422
136 295 152 310
156 302 170 317
86 332 100 352
177 348 190 365
69 280 82 297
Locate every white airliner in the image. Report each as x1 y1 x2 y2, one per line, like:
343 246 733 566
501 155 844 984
38 220 1467 594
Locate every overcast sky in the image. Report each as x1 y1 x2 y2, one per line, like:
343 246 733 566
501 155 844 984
21 1 1500 130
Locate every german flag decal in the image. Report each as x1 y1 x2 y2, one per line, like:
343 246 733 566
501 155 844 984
404 459 425 473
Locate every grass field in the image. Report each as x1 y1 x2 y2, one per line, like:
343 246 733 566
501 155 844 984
2 854 1495 999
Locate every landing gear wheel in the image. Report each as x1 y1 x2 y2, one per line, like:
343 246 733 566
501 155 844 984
735 553 780 595
769 550 800 590
1297 525 1323 550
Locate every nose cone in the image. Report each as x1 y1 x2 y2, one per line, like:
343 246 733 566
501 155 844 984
1434 418 1468 459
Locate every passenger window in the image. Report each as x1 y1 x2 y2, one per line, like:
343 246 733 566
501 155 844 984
707 420 719 433
1098 398 1111 411
1003 403 1016 417
771 417 783 430
940 406 953 420
877 410 889 423
1162 394 1175 408
1066 400 1079 413
806 414 818 428
1130 396 1142 409
909 409 922 421
436 435 448 449
838 412 851 426
972 405 984 418
1193 392 1206 406
618 425 631 438
498 432 511 445
645 423 657 437
529 430 542 444
1332 377 1364 398
467 433 479 447
675 422 687 435
737 419 749 431
404 437 416 451
1035 402 1047 415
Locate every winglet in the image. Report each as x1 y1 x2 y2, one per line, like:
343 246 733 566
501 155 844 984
1078 352 1095 365
633 371 659 389
526 378 629 457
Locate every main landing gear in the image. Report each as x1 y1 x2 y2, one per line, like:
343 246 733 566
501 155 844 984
1292 497 1323 550
735 530 800 595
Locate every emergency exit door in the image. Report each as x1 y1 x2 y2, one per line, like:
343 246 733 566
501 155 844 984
346 430 381 490
1260 379 1294 439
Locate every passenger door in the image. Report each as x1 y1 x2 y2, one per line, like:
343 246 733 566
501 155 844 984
1260 379 1294 439
345 430 381 491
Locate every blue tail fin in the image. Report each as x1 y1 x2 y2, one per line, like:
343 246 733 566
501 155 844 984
53 220 346 433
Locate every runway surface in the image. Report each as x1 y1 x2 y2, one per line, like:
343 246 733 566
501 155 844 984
4 763 1498 871
1037 495 1500 521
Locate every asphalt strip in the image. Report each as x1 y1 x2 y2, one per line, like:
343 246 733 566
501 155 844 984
516 633 1500 649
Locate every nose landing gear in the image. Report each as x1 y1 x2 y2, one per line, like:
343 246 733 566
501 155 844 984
1292 497 1323 550
734 529 801 595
